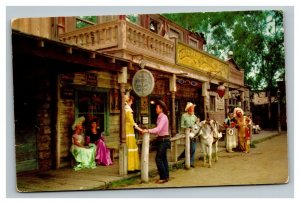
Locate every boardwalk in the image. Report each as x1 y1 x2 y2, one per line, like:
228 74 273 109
16 130 282 192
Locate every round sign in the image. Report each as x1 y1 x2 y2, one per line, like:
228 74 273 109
132 69 155 97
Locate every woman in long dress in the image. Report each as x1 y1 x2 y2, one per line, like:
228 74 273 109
70 116 96 171
125 95 143 172
85 119 112 166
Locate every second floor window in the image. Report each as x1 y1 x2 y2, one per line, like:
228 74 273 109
149 19 159 33
189 37 198 48
169 28 182 41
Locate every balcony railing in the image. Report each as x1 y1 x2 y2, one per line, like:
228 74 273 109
59 20 175 64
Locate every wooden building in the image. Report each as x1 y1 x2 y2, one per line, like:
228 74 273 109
12 13 248 174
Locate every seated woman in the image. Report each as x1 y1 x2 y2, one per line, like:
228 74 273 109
85 118 112 166
70 116 96 171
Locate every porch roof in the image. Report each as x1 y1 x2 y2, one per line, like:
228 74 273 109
12 29 132 73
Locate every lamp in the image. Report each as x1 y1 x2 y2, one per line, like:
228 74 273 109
217 82 226 98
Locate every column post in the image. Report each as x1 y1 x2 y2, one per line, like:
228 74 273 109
118 67 128 176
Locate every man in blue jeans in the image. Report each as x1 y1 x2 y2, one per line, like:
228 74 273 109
178 102 199 168
142 100 170 184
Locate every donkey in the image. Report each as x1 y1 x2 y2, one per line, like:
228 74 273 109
189 119 222 168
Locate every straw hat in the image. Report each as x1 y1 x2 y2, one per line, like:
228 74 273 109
72 116 85 130
185 102 196 111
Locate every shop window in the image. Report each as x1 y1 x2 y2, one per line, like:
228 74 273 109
210 95 216 112
76 16 97 29
76 90 108 135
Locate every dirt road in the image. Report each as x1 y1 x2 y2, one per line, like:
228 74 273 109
116 133 289 189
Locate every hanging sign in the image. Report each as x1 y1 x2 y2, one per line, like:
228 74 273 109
132 69 155 97
216 96 225 110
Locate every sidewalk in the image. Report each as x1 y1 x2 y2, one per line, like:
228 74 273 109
16 130 283 192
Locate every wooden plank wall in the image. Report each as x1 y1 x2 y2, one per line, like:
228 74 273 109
11 17 52 39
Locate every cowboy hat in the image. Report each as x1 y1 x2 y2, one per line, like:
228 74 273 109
156 100 168 114
185 102 196 111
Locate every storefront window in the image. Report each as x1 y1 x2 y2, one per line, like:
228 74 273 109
76 90 108 134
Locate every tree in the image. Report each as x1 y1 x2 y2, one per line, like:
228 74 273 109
163 10 285 127
163 10 285 89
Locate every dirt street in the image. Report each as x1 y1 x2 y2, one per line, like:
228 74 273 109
117 133 289 189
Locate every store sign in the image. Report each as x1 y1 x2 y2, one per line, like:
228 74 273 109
216 97 225 110
132 69 155 97
86 73 97 86
176 42 229 80
142 116 149 125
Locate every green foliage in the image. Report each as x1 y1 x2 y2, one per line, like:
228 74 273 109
76 16 97 29
127 14 137 23
163 10 285 90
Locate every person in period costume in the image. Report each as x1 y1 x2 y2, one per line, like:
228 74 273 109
223 112 238 152
70 116 97 171
233 107 252 153
142 100 170 184
177 102 199 167
125 94 143 173
85 118 112 166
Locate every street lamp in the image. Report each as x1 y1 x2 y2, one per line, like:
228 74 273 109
277 89 281 133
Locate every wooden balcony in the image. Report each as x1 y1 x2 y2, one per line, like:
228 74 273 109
59 20 175 64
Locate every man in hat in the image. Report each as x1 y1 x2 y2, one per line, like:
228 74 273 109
142 100 170 184
177 102 199 167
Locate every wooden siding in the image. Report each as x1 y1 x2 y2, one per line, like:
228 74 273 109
56 71 121 168
12 17 52 39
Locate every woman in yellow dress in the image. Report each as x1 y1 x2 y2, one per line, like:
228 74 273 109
125 94 143 172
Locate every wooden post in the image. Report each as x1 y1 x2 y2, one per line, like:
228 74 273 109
185 128 190 169
277 89 281 133
120 83 126 144
169 74 177 162
171 139 178 162
118 67 128 176
171 91 176 136
141 132 150 182
119 143 128 176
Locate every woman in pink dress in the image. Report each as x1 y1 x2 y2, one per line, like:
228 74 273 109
85 119 112 166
